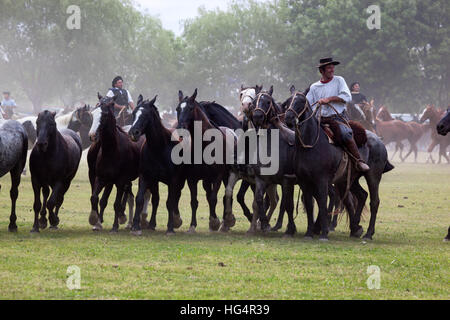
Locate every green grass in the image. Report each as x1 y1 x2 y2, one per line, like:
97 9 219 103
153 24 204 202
0 154 449 299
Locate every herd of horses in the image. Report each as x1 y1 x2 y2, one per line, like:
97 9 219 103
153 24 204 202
0 86 449 241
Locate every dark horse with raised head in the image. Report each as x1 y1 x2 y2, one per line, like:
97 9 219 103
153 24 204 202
128 95 184 235
284 89 394 240
30 111 82 232
176 89 237 232
436 107 450 242
0 120 28 231
87 95 144 232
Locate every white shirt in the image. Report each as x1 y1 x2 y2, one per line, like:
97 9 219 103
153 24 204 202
306 76 352 117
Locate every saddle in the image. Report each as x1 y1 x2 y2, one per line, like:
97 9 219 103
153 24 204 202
321 119 367 148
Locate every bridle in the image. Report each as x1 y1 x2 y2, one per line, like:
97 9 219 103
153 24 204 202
252 92 277 123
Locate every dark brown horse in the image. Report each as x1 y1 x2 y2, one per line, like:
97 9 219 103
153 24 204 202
87 95 144 232
177 89 237 232
30 111 82 232
436 108 450 241
420 105 450 164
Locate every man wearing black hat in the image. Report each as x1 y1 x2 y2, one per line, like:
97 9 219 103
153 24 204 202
306 58 370 172
106 76 135 115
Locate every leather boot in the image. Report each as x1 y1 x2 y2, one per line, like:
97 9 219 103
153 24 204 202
344 138 370 172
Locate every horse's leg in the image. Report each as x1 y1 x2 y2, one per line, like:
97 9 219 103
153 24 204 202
282 181 296 237
271 185 285 232
138 189 151 230
350 180 368 236
38 185 50 229
328 185 338 231
125 187 135 230
7 164 22 232
220 173 237 233
187 179 199 233
46 182 65 229
51 180 72 229
31 178 42 233
98 184 113 224
130 178 148 236
266 185 279 223
302 187 315 239
254 177 270 232
402 142 414 162
237 180 253 222
248 191 258 234
363 173 382 240
202 180 220 231
315 181 330 241
111 184 125 233
117 184 131 226
391 143 398 160
398 142 404 161
147 183 158 230
165 182 182 235
427 140 438 163
90 178 106 231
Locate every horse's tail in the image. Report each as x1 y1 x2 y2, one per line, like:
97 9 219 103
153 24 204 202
383 160 395 173
20 126 28 170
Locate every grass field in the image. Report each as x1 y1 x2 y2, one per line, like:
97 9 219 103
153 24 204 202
0 152 449 299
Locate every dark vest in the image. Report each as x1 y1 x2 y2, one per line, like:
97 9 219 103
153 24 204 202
110 88 129 106
351 92 367 104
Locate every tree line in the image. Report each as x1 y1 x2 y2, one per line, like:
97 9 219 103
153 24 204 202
0 0 448 114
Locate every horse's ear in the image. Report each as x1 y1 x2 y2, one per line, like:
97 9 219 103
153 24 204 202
97 92 103 100
255 85 262 95
190 89 198 101
241 84 244 91
178 90 184 102
137 94 143 106
268 85 273 96
290 85 296 95
149 95 157 105
51 111 57 118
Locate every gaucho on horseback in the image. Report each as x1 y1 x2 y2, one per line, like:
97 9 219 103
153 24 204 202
306 57 370 172
106 76 135 116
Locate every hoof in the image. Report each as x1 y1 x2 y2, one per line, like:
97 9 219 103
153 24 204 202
351 226 364 238
329 226 336 232
89 211 99 226
140 219 149 229
444 238 449 242
319 237 329 242
92 222 103 231
246 229 257 235
209 217 221 231
363 234 373 241
49 225 59 230
8 225 18 232
283 233 294 238
187 226 196 234
109 228 118 233
125 224 132 230
270 224 282 232
173 215 183 229
39 217 48 230
219 223 230 233
165 230 176 236
118 214 127 225
223 214 236 228
30 228 39 233
130 229 142 236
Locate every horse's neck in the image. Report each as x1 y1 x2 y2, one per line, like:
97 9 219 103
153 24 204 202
297 109 322 148
194 107 214 133
99 117 118 151
145 115 172 149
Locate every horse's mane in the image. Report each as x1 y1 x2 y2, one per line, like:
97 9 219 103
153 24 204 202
199 101 241 129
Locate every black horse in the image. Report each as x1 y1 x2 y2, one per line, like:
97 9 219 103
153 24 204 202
67 104 93 150
284 89 393 240
87 95 143 232
436 108 450 242
176 89 237 232
128 95 184 235
29 111 82 232
0 120 28 231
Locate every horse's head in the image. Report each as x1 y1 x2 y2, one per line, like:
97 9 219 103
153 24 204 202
129 94 158 141
283 87 309 129
437 108 450 136
239 84 262 116
69 104 92 132
251 85 276 129
419 105 435 123
376 106 392 121
176 89 198 131
89 93 116 142
36 110 57 153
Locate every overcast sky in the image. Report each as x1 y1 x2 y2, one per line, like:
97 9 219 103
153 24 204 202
133 0 231 36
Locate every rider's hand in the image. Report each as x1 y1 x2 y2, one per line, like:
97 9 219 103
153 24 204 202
318 98 330 105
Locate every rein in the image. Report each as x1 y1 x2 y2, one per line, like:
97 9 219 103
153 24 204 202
253 93 276 122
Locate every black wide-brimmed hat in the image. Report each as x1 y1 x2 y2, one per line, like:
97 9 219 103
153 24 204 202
317 57 340 68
